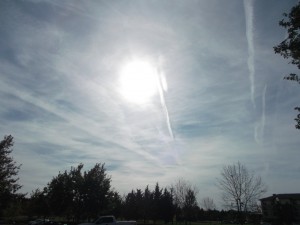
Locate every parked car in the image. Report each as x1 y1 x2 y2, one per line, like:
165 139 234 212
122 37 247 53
29 219 45 225
29 220 60 225
79 216 136 225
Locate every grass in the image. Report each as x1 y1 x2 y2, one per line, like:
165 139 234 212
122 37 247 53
137 222 247 225
137 221 261 225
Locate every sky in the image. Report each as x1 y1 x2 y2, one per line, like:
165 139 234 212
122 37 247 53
0 0 300 208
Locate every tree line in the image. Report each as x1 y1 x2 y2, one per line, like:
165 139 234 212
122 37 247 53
1 135 266 225
1 2 300 224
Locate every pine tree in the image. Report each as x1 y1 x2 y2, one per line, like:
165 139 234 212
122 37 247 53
0 135 22 215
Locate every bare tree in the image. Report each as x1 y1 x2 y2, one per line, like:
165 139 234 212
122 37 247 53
172 178 198 209
172 178 188 210
200 197 216 211
172 178 198 222
217 162 266 213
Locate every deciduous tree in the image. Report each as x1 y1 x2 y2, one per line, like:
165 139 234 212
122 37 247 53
83 163 111 219
46 169 74 217
217 162 266 224
200 197 216 211
172 179 198 222
29 188 49 218
274 2 300 129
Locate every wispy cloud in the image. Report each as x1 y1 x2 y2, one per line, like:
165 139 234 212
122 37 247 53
255 85 267 144
1 0 300 202
244 0 256 108
157 67 174 140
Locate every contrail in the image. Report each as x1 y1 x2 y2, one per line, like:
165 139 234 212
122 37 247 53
156 68 174 140
255 85 267 144
262 85 267 134
244 0 256 108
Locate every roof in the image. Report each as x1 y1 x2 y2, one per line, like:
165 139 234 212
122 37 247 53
260 193 300 201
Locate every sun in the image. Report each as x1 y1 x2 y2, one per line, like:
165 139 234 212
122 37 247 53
119 60 158 104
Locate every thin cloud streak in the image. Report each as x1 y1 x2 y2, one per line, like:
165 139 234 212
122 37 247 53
262 85 267 139
244 0 256 108
1 0 300 202
157 67 174 140
255 85 267 144
0 73 160 164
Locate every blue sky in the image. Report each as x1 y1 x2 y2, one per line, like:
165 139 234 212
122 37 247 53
1 0 300 208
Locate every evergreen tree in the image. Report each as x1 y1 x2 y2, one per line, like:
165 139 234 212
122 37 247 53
45 163 111 221
123 190 137 220
161 188 175 223
143 185 153 223
183 189 198 222
105 190 122 218
0 135 22 215
153 183 163 223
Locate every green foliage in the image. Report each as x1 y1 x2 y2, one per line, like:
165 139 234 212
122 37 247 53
28 188 49 218
123 190 139 220
122 183 175 223
29 163 114 221
82 163 111 219
274 2 300 129
46 168 76 217
105 190 122 217
274 2 300 69
3 194 27 220
0 135 22 215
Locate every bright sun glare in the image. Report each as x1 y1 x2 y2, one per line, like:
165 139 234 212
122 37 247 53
119 60 158 104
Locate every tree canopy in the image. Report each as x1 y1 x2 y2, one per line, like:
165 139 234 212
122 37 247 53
0 135 22 215
122 183 175 223
274 2 300 129
38 163 113 221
